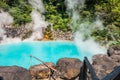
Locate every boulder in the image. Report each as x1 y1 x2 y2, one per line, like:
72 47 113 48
56 58 83 80
0 66 32 80
92 54 117 79
30 62 55 79
107 45 120 56
110 55 120 66
107 45 120 66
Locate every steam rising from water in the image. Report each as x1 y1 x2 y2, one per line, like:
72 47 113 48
29 10 47 40
0 0 47 43
65 0 107 54
0 11 13 27
28 0 45 13
0 11 17 43
0 11 13 36
29 0 48 40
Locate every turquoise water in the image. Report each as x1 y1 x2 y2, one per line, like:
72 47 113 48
0 41 92 69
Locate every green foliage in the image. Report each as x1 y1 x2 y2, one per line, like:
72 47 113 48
9 5 32 26
109 40 120 46
85 0 120 46
0 0 32 27
44 0 71 31
0 1 9 10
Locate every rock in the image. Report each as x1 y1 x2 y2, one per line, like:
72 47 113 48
107 45 120 56
30 62 55 79
110 55 120 66
0 37 2 41
107 46 120 66
4 27 32 39
92 54 117 79
56 58 83 80
0 66 32 80
52 29 73 40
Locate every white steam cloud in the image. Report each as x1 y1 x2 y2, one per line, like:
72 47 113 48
28 0 48 40
65 0 85 10
28 0 45 13
0 11 13 37
0 11 14 42
0 11 13 27
65 0 107 55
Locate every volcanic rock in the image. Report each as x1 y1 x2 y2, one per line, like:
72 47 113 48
30 62 55 80
4 27 32 39
56 58 83 80
52 29 73 40
107 45 120 66
107 45 120 56
92 54 117 79
0 66 32 80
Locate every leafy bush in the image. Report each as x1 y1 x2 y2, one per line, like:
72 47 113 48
0 0 32 27
9 5 32 26
0 1 9 10
44 0 71 31
86 0 120 46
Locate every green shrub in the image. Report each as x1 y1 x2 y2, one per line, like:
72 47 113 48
0 0 32 27
0 1 9 10
9 5 32 26
44 0 71 32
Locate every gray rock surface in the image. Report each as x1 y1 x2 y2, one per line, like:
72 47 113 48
92 54 118 79
107 45 120 56
52 29 73 40
56 58 83 80
0 66 32 80
107 45 120 66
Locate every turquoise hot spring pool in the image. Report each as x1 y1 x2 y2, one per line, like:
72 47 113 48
0 41 92 69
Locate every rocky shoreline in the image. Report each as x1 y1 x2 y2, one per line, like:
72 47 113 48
0 26 73 43
0 45 120 80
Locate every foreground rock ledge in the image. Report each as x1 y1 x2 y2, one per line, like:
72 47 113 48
92 45 120 79
0 66 32 80
56 58 83 80
30 58 83 80
30 62 55 80
30 45 120 80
